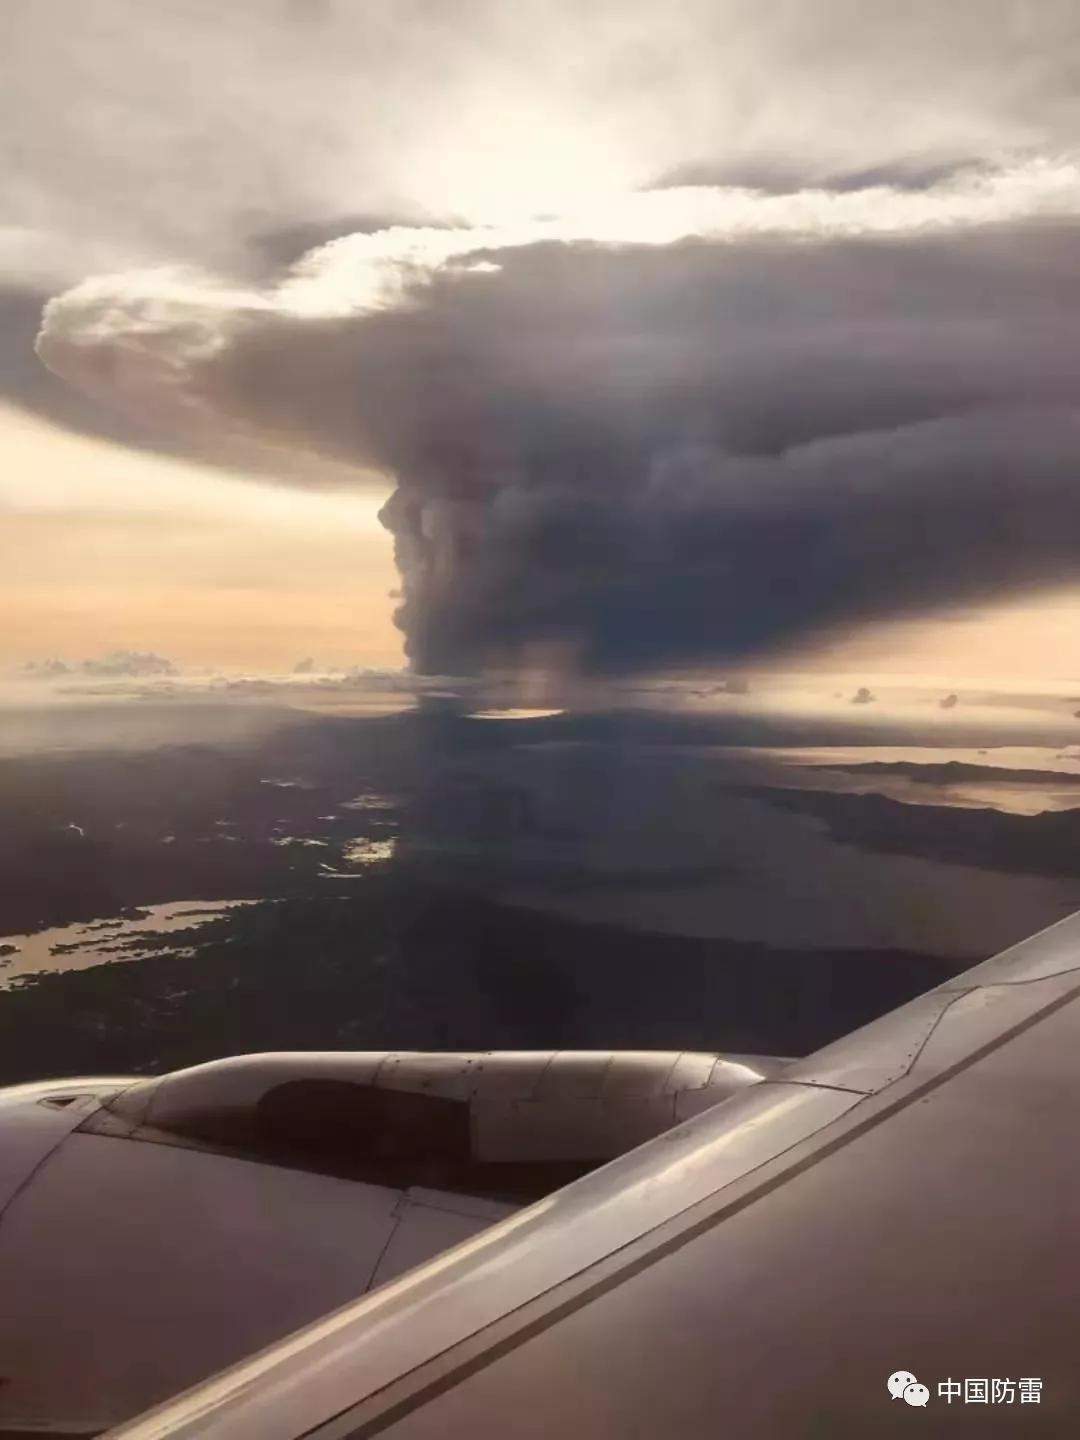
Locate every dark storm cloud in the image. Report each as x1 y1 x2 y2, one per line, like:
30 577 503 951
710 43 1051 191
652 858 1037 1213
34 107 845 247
38 214 1080 674
20 3 1080 676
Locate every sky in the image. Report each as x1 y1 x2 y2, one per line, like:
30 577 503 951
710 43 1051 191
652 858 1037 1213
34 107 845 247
5 1 1080 685
0 402 400 670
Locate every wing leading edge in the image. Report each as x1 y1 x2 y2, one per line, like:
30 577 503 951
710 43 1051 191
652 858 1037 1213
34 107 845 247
108 911 1080 1438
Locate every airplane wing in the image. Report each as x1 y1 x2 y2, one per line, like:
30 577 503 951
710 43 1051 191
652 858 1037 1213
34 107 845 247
0 1048 778 1435
101 910 1080 1438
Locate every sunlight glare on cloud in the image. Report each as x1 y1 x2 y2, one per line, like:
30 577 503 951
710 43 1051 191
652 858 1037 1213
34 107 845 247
274 156 1080 318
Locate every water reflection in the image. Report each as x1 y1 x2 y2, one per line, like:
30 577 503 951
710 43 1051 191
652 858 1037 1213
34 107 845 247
0 900 257 988
747 745 1080 815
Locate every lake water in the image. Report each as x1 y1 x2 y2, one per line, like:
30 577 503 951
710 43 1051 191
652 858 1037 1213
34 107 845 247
0 899 257 987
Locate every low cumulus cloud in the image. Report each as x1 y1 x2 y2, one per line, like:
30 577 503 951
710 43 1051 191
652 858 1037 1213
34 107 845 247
24 651 177 679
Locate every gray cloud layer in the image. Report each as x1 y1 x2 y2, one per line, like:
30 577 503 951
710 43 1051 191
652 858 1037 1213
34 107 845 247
215 225 1080 674
15 3 1080 675
8 0 1080 281
38 216 1080 673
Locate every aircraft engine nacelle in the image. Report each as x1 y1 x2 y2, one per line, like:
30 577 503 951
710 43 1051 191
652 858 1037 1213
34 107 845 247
0 1049 785 1435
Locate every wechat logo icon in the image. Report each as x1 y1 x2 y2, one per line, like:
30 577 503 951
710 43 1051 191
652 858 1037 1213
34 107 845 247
888 1371 930 1407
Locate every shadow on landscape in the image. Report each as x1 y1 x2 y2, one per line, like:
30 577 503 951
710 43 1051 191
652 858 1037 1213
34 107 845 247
6 705 1078 1086
0 880 957 1085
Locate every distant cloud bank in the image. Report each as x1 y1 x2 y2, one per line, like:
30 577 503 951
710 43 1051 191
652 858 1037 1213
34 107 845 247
24 650 177 679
